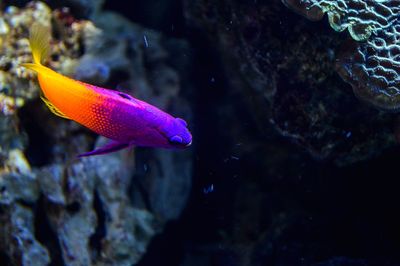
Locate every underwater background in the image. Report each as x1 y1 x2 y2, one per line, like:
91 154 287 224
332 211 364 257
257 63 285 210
1 0 400 265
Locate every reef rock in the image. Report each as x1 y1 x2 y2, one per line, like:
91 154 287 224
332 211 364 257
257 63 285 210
1 1 193 265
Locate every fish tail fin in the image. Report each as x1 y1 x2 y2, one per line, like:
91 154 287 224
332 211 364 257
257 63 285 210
29 23 51 65
20 24 53 74
25 23 51 67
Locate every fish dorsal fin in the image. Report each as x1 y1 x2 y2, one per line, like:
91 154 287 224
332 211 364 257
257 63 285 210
114 91 145 109
40 95 70 119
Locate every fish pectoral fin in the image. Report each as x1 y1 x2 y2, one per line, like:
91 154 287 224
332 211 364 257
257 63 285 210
40 96 70 119
78 140 130 157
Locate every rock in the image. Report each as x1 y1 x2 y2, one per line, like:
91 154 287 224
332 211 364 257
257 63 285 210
0 1 193 265
0 204 50 266
0 150 38 205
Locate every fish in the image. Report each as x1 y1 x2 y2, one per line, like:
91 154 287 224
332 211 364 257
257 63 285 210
21 24 192 157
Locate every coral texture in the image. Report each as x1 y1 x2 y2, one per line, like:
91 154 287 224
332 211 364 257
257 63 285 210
282 0 400 111
282 0 400 41
337 23 400 110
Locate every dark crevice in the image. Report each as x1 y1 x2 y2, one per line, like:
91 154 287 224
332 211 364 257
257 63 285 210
65 202 81 214
33 195 65 266
0 204 6 215
0 250 11 266
129 150 155 211
89 190 107 259
129 175 153 212
18 100 53 167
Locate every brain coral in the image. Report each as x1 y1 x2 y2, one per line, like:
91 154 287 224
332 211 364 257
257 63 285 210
337 24 400 110
282 0 400 111
282 0 400 41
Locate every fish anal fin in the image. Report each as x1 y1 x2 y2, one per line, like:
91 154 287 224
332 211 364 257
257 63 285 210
78 140 130 157
40 95 70 119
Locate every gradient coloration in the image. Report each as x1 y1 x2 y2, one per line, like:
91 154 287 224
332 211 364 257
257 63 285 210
21 24 192 157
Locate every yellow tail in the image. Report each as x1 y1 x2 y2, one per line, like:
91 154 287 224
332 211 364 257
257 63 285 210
21 23 51 70
20 63 48 72
20 23 71 120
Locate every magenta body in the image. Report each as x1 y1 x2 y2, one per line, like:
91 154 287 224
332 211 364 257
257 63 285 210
77 84 192 156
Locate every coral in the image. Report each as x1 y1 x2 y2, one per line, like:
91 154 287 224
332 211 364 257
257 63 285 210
282 0 400 41
282 0 400 111
336 25 400 110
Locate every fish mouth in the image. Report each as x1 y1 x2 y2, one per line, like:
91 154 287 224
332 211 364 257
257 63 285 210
185 140 192 147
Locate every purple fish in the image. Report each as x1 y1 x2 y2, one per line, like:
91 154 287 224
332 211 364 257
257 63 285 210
21 24 192 157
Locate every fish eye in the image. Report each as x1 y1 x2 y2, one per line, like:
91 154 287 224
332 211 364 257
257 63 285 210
176 118 187 127
169 135 183 144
